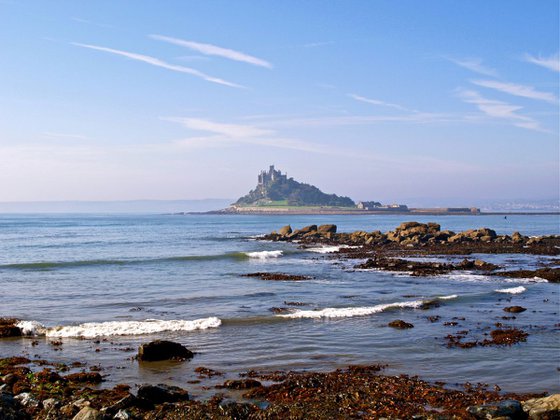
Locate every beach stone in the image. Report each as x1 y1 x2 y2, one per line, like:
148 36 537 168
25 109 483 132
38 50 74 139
137 340 193 361
278 225 292 236
317 224 337 234
73 406 103 420
137 384 189 404
42 398 59 411
388 320 414 329
504 306 527 313
114 410 131 419
522 394 560 419
14 392 40 409
467 399 523 419
398 221 422 231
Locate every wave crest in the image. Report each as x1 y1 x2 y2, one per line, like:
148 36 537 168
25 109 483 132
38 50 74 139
17 317 221 338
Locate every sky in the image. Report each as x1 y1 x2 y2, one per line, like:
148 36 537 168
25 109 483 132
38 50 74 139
1 0 559 205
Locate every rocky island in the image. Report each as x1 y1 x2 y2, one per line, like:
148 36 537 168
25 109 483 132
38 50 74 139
207 166 481 215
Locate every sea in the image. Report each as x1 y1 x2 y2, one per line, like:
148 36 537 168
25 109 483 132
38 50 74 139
0 213 559 397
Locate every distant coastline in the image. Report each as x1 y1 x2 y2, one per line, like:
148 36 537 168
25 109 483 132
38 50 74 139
191 207 560 216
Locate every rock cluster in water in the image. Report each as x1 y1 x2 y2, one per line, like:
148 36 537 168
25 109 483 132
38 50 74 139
267 221 558 247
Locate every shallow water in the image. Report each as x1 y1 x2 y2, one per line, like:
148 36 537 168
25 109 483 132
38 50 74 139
0 213 559 397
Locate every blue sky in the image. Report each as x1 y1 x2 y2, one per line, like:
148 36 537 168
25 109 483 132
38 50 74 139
1 0 558 204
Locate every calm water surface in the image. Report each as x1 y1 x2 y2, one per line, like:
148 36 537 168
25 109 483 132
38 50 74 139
1 214 559 397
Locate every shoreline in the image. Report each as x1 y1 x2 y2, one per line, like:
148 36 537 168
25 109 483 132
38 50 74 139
0 354 555 419
188 209 560 216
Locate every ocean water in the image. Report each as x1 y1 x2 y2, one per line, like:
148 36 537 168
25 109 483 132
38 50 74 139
0 213 559 397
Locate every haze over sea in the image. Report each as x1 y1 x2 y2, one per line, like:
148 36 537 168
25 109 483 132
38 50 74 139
1 213 558 396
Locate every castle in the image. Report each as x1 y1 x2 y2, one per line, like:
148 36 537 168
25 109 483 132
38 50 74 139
257 165 287 186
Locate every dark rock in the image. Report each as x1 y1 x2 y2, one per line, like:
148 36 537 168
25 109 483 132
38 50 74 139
467 399 523 419
137 340 193 362
504 306 527 313
222 379 262 390
0 391 21 420
137 384 189 404
388 320 414 329
0 319 21 338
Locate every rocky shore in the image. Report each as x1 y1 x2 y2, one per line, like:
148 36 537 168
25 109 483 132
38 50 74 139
1 351 559 419
264 222 560 282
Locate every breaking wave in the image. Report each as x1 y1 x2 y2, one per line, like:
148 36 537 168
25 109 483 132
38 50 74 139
244 250 283 259
495 286 527 294
15 317 221 338
278 300 424 319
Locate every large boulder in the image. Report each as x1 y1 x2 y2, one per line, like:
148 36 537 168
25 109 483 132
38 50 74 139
278 225 292 236
137 340 193 362
317 224 337 234
293 225 317 236
72 406 103 420
397 221 422 231
137 384 189 404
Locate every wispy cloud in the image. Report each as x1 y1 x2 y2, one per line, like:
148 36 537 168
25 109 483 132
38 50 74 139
150 34 272 69
348 94 410 112
448 57 498 77
302 41 334 48
72 42 244 88
471 79 558 104
524 52 560 72
458 89 545 132
164 117 273 138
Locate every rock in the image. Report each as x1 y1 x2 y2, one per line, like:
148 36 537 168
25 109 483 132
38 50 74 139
467 399 523 419
293 225 317 236
72 406 103 420
473 259 498 270
103 394 138 415
522 394 560 419
0 391 19 420
42 398 59 411
0 319 22 338
14 392 40 409
511 231 525 243
137 340 193 362
278 225 292 236
388 320 414 329
504 306 527 313
137 384 189 404
397 222 422 231
427 222 441 233
317 224 337 234
114 410 131 419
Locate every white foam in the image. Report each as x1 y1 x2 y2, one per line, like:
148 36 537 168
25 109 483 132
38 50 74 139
306 245 357 254
279 300 424 319
245 250 283 259
438 294 458 300
495 286 527 294
36 317 221 338
15 320 46 336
